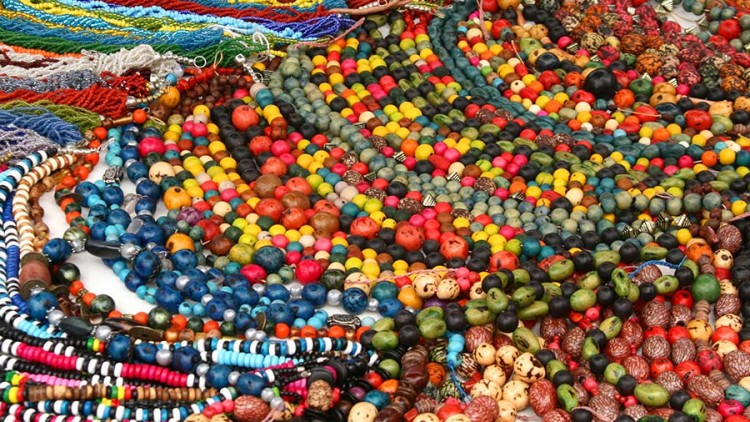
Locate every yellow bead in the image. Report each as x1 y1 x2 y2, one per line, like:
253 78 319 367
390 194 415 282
193 105 210 116
414 144 434 160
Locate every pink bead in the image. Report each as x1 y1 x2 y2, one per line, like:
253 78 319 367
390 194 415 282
384 196 399 207
513 154 528 165
678 155 694 168
457 278 471 291
626 70 639 80
222 400 235 413
219 189 238 201
663 165 679 176
381 146 394 158
434 142 447 155
492 156 507 168
582 378 598 392
537 111 549 117
271 235 289 248
469 57 479 66
455 267 469 278
525 197 536 205
461 176 476 187
718 399 745 417
314 238 332 252
331 163 347 175
359 129 371 137
409 214 426 227
585 307 600 320
557 36 572 49
271 141 291 156
422 208 437 220
576 48 591 57
233 89 249 99
182 121 194 133
288 132 303 143
279 153 296 166
505 163 519 176
676 84 690 95
346 114 358 124
443 148 461 162
432 169 446 178
191 123 208 137
494 187 509 200
652 76 665 84
286 251 301 265
500 225 516 239
356 182 370 193
403 157 417 170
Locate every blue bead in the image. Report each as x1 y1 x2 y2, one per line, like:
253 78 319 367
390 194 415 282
236 373 265 395
107 334 132 362
27 291 58 321
155 271 179 289
265 284 290 302
133 250 161 278
178 302 193 316
42 238 72 263
89 204 110 222
123 272 146 291
363 390 390 410
206 364 231 388
172 347 200 372
126 162 148 182
288 299 315 319
206 299 228 321
101 185 124 206
89 222 108 241
134 343 158 364
341 288 367 315
171 250 198 272
370 281 398 302
156 286 184 313
135 179 161 201
300 283 326 307
377 298 403 318
136 222 165 245
233 312 255 331
233 286 259 307
106 208 131 228
268 303 294 325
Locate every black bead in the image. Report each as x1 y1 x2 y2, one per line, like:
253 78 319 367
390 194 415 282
597 285 616 306
445 311 467 332
639 283 657 302
675 267 694 287
597 261 616 281
589 354 609 375
573 250 594 272
587 328 607 349
669 390 691 409
394 309 416 329
612 298 633 319
496 311 518 333
548 296 570 317
535 349 555 366
571 409 593 422
616 374 637 395
618 242 639 263
669 412 693 422
614 416 635 422
398 325 420 347
552 370 574 387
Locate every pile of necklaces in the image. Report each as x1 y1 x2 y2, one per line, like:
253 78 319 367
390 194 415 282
9 0 750 420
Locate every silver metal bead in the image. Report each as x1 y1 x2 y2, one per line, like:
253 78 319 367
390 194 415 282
252 284 266 296
48 310 65 326
366 298 379 312
95 325 112 341
228 371 241 386
288 283 303 299
244 329 256 339
223 309 236 322
270 397 286 410
196 363 210 377
120 243 141 260
196 265 210 273
405 306 417 314
125 96 137 109
175 275 191 290
261 388 276 402
327 289 342 306
201 294 213 306
252 331 267 341
156 349 173 366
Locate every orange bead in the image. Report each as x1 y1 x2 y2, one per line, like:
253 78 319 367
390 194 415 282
275 323 291 339
356 326 370 341
59 176 77 189
701 150 718 167
328 325 346 339
171 315 187 331
65 212 81 224
108 310 122 318
132 109 148 124
400 139 418 156
81 293 95 306
69 280 84 295
203 320 220 333
93 127 107 140
133 312 149 325
379 379 399 394
300 325 317 338
73 166 89 180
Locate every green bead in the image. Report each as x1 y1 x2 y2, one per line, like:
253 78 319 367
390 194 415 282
89 295 115 314
148 307 171 330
